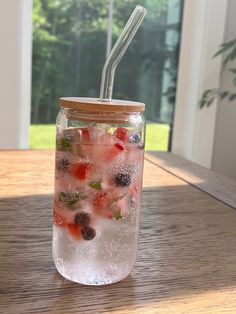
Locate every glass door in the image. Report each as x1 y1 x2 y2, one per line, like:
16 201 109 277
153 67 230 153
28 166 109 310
31 0 183 150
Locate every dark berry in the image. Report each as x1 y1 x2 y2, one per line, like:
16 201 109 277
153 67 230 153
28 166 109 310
56 158 69 172
81 226 96 240
74 212 90 226
129 133 141 144
115 173 131 187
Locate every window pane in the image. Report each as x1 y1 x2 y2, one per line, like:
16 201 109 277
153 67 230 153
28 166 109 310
31 0 183 150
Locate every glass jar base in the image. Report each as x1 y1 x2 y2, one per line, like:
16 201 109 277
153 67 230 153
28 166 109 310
52 225 136 286
54 263 131 286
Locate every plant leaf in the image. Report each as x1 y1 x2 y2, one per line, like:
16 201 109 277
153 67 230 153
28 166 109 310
229 68 236 74
229 93 236 101
57 138 72 152
206 98 215 107
114 209 123 220
199 99 207 109
232 76 236 86
219 91 229 100
89 181 102 190
58 191 87 208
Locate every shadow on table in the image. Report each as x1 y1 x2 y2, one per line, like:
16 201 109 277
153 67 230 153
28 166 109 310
1 188 236 313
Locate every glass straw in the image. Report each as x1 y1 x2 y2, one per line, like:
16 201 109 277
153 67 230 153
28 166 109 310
100 5 147 102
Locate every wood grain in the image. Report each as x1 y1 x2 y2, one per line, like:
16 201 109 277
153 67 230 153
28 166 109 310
146 151 236 209
59 97 145 113
0 150 236 313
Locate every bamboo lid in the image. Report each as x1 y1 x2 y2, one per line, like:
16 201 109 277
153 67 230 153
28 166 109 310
59 97 145 113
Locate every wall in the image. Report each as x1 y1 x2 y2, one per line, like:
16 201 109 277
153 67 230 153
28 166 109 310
212 0 236 179
0 1 32 148
172 0 227 168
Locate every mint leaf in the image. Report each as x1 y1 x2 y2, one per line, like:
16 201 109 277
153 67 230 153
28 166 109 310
57 138 72 152
114 210 123 220
110 194 126 206
58 191 87 209
89 181 102 190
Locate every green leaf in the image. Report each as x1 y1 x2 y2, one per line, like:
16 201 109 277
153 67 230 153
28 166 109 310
219 91 229 100
232 76 236 86
89 181 102 190
229 68 236 74
199 99 206 109
58 191 87 208
57 138 72 152
214 38 236 58
229 93 236 101
230 47 236 60
114 210 123 220
206 98 215 107
202 89 213 98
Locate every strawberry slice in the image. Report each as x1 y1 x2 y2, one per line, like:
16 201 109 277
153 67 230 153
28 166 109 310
80 128 90 143
114 127 129 142
114 143 124 151
106 143 125 161
94 192 109 210
67 224 82 240
70 162 92 181
93 192 113 219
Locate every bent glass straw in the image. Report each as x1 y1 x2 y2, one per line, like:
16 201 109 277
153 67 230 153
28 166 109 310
99 5 147 102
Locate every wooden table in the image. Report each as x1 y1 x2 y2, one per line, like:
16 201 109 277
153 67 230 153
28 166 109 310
0 150 236 314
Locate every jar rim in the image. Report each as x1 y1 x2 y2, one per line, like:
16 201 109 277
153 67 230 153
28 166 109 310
59 97 145 113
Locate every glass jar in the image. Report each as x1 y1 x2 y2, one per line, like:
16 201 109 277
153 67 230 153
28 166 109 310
53 97 145 285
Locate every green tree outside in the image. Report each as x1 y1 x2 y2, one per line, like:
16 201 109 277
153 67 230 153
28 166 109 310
32 0 182 128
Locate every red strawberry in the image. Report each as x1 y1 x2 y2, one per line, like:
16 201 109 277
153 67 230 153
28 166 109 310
67 224 82 240
114 127 129 142
94 192 109 210
70 162 92 181
81 128 90 143
106 143 125 161
114 143 124 151
93 192 113 219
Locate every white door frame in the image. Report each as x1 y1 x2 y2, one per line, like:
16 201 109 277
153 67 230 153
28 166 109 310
172 0 228 168
0 0 32 149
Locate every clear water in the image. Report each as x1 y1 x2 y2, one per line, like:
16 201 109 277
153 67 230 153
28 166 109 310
53 126 143 285
53 216 138 285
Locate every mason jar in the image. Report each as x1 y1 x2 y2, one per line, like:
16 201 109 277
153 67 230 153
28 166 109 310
52 97 145 285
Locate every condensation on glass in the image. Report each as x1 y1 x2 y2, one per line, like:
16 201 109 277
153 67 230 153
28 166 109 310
53 97 145 285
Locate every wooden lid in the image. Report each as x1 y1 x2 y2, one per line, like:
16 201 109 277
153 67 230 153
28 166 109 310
59 97 145 113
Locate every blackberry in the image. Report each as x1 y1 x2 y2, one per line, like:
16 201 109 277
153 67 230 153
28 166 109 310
56 158 69 172
115 172 131 187
129 133 141 144
74 212 90 226
81 226 96 240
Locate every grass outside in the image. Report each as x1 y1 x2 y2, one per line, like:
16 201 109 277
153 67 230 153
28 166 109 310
30 123 169 151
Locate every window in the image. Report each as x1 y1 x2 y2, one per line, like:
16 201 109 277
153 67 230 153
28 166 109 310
31 0 183 150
